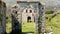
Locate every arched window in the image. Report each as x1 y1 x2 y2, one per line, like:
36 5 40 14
30 10 32 13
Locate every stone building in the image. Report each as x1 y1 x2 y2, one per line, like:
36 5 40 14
11 1 45 34
11 1 39 22
0 0 6 34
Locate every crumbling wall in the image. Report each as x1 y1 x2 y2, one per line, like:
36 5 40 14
0 0 6 34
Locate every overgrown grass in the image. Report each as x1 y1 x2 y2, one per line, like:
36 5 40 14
6 23 12 33
6 19 12 33
6 14 60 34
6 22 35 34
46 14 60 34
22 22 35 34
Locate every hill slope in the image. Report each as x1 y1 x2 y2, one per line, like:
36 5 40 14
46 14 60 34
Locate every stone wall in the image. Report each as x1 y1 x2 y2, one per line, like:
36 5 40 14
0 0 6 34
11 6 22 34
11 1 45 34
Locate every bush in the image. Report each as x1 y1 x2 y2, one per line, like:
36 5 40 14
45 10 55 14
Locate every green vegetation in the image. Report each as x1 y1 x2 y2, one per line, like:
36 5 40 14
22 22 35 32
46 14 60 34
6 22 35 34
6 18 12 33
6 14 60 34
45 10 56 14
22 22 35 34
6 10 60 34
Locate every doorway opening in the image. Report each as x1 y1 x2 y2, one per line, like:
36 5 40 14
22 16 35 34
27 16 31 22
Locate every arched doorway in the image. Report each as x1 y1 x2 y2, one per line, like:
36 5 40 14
27 16 31 22
11 1 45 34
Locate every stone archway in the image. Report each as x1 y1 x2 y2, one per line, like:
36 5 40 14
27 16 31 22
11 1 45 34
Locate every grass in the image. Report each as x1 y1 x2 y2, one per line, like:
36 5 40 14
51 14 60 34
6 22 35 34
22 22 35 32
6 14 60 34
46 14 60 34
22 22 35 34
6 22 12 33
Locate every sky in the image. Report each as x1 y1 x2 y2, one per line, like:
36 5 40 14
2 0 60 9
3 0 60 6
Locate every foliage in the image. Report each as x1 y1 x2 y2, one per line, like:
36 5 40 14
22 22 35 33
6 22 35 34
46 14 60 34
45 10 55 14
6 12 60 34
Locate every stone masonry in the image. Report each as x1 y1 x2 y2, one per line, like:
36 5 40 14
11 1 45 34
0 0 6 34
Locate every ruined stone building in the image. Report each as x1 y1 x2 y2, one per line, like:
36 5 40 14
11 1 40 22
11 1 45 34
0 0 6 34
0 0 45 34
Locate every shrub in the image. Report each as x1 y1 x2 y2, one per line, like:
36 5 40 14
45 10 55 14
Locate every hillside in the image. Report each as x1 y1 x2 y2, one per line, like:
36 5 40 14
46 14 60 34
